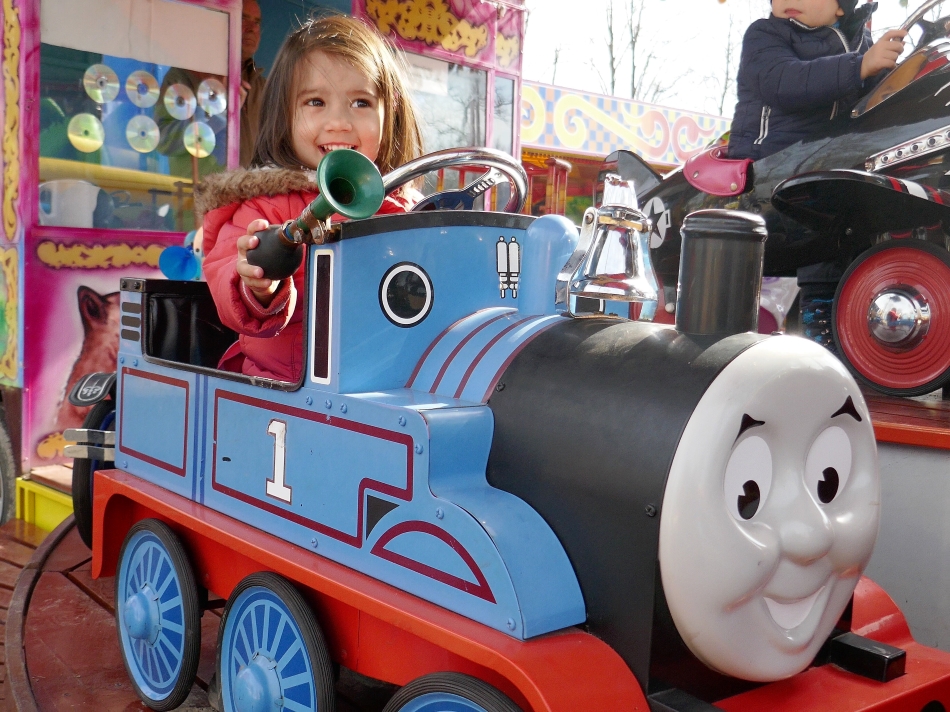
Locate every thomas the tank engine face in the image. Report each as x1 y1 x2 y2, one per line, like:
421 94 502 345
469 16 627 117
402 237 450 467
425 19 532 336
659 337 880 682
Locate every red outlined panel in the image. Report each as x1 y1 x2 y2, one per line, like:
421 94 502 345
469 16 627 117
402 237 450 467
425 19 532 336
371 521 496 603
118 368 189 477
211 390 414 547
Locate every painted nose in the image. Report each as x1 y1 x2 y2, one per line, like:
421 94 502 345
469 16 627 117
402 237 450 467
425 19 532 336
777 491 834 565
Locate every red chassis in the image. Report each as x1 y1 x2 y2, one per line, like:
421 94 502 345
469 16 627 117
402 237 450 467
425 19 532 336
92 469 950 712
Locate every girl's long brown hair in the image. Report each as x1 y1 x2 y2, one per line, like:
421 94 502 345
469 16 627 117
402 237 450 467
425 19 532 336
252 14 423 175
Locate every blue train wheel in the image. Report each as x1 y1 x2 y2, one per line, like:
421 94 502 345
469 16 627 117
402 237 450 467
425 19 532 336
72 399 116 548
382 673 522 712
217 572 335 712
115 519 200 710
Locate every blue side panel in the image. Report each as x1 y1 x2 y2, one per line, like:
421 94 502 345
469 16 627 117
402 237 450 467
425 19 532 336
519 215 580 316
337 224 529 393
115 362 196 501
200 380 527 638
423 407 586 638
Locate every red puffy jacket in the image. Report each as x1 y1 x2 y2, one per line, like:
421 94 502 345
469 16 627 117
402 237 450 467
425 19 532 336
200 167 412 382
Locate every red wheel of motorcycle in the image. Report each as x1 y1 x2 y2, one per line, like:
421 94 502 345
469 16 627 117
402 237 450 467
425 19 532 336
833 240 950 396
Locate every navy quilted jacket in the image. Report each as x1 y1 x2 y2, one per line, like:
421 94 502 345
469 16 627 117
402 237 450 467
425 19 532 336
728 15 873 161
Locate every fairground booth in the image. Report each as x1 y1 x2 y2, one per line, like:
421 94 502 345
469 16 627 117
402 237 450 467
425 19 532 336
0 0 525 527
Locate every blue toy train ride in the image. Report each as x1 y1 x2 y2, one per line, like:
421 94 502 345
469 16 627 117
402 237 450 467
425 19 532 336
65 147 950 712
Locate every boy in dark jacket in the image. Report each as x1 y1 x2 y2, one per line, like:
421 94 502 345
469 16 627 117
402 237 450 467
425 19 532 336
728 0 906 161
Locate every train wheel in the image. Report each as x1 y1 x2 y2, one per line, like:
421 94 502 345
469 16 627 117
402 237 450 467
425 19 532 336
833 240 950 397
115 519 200 710
382 672 522 712
217 572 335 712
71 398 115 548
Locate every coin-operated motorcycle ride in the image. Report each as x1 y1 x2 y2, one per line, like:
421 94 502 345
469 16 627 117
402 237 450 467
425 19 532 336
627 0 950 396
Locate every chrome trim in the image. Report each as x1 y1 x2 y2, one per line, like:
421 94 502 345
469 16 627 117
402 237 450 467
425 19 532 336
867 285 931 350
382 147 528 213
555 207 599 308
63 428 116 446
64 445 116 460
866 124 950 171
901 0 947 33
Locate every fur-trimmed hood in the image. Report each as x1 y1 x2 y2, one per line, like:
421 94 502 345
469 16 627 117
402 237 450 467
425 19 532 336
194 167 316 220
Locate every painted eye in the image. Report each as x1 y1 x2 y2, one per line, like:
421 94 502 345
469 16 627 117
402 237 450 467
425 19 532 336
805 426 852 505
724 436 772 521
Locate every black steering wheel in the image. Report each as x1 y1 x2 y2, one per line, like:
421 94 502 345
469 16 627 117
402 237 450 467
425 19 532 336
382 147 528 214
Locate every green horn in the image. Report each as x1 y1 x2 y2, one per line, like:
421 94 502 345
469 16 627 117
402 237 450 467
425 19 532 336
247 149 385 280
309 148 385 221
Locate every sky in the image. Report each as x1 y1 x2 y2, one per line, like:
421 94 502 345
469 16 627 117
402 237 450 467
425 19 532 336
521 0 936 118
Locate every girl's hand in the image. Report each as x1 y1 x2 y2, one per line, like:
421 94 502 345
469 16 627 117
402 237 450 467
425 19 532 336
861 30 907 79
236 218 279 306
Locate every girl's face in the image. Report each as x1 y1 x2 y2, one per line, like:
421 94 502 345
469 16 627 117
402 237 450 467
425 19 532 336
292 50 384 169
771 0 844 27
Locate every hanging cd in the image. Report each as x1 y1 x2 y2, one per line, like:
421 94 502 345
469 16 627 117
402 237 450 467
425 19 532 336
83 64 120 103
183 121 215 158
197 78 227 116
163 83 196 120
125 70 159 108
126 115 160 153
67 113 105 153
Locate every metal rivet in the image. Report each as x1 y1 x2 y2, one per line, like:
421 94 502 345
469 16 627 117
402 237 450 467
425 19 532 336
692 171 700 178
506 618 516 631
845 227 853 236
414 443 424 454
645 504 657 517
310 538 318 548
340 403 347 414
495 382 505 392
119 356 125 364
730 182 738 191
398 416 406 426
325 399 332 409
132 359 138 367
305 396 313 406
122 460 128 468
436 508 444 519
584 213 594 224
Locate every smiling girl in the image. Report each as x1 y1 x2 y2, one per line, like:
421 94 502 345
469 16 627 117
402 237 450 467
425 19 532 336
198 15 424 382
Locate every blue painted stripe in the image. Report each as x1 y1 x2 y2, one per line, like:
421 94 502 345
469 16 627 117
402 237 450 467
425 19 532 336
407 308 515 392
455 315 561 403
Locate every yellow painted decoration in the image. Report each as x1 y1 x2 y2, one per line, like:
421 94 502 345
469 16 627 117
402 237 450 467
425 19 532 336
2 0 20 243
495 32 520 68
365 0 489 59
441 18 487 58
520 84 547 145
522 81 730 167
35 432 67 460
0 245 16 382
37 241 165 269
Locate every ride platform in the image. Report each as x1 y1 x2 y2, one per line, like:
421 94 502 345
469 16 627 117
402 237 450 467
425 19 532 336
1 517 392 711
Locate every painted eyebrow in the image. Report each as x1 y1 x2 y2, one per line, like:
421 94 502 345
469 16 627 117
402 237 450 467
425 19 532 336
735 413 765 442
831 396 862 422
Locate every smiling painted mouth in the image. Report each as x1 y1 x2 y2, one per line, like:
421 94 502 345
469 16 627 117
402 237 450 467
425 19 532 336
764 587 825 630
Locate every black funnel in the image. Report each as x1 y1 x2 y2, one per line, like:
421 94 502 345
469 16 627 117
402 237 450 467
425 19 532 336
675 209 768 337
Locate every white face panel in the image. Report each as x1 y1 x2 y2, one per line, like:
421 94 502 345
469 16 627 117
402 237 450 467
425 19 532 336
658 336 879 682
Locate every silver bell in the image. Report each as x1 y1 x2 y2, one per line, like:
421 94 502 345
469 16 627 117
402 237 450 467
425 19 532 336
556 174 659 318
